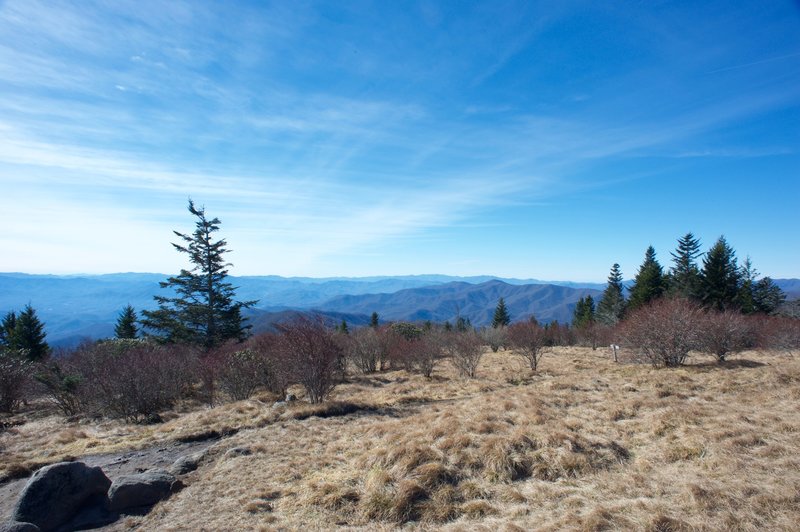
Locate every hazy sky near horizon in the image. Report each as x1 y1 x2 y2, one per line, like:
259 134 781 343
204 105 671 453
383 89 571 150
1 1 798 281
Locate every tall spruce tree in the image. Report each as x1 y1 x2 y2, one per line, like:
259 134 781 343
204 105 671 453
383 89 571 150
13 305 49 361
700 236 740 311
596 263 626 325
370 312 379 328
114 305 139 339
627 246 665 311
141 200 256 349
492 297 511 328
668 232 703 299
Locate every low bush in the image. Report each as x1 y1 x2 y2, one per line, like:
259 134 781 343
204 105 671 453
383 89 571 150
621 297 703 367
277 318 343 404
0 347 31 413
507 321 549 372
444 331 484 378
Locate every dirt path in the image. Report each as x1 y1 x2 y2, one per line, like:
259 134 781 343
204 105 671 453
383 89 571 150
0 437 218 524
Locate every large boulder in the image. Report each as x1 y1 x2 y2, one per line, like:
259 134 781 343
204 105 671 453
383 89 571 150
0 522 40 532
107 469 178 512
11 461 111 532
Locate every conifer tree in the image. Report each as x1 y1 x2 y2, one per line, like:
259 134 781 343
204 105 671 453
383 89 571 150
596 263 626 325
141 200 256 349
669 232 703 299
0 311 16 347
627 246 666 311
114 305 139 339
338 319 349 334
737 257 758 314
572 295 595 328
700 236 740 311
752 277 785 314
13 305 49 361
492 297 511 328
370 312 379 328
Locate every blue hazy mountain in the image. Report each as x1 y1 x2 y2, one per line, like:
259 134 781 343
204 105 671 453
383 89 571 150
1 273 795 347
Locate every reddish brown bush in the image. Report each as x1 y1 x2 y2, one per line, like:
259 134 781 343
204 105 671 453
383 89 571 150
752 315 800 352
346 327 389 374
71 339 198 422
443 330 484 378
699 310 754 362
277 318 343 404
507 321 549 372
0 348 31 413
621 298 703 367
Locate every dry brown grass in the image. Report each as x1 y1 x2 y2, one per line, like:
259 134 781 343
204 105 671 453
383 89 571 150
3 346 800 530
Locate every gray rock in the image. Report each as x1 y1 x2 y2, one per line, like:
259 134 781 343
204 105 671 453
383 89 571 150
0 522 40 532
11 461 111 532
224 446 252 458
169 451 206 475
107 469 177 512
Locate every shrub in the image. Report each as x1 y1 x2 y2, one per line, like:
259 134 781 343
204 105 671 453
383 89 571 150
277 318 343 404
392 330 442 378
444 330 484 378
479 326 506 352
0 348 31 413
346 327 388 374
699 310 754 362
214 345 266 401
621 297 703 367
34 359 85 416
73 340 198 422
507 321 549 372
752 315 800 352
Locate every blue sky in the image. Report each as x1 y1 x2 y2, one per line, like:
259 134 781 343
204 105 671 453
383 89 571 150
1 1 798 281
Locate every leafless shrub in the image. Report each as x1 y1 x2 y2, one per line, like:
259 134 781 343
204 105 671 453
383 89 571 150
250 333 292 396
699 310 754 362
346 327 388 374
73 339 198 422
214 344 266 401
0 348 31 413
544 321 575 346
479 326 506 352
752 315 800 352
34 358 84 416
444 330 484 378
277 317 343 404
507 321 549 372
621 297 703 367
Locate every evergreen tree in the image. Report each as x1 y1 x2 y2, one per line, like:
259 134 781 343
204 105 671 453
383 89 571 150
370 312 379 328
752 277 785 314
0 311 16 347
492 297 511 328
572 295 595 328
669 232 703 299
700 236 740 311
627 246 666 311
596 263 626 325
114 305 139 339
456 315 472 332
338 319 349 334
141 200 256 349
13 305 49 361
736 257 758 314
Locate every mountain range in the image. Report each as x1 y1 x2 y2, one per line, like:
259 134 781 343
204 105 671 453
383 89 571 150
0 272 796 347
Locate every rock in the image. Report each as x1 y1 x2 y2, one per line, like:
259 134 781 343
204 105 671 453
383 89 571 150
169 451 206 475
271 400 286 409
107 469 178 513
0 522 40 532
11 461 111 532
224 446 252 458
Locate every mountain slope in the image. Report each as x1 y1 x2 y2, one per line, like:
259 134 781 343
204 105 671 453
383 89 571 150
317 280 602 326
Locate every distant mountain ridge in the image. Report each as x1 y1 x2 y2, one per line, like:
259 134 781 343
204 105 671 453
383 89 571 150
1 272 796 347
